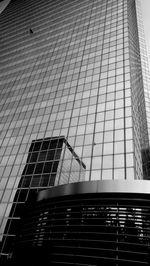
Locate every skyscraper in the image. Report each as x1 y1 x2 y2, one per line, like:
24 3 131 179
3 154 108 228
0 0 150 264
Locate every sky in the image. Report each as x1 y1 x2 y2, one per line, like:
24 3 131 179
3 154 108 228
141 0 150 47
0 0 11 14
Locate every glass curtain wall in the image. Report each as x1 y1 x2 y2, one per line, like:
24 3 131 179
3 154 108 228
0 0 149 257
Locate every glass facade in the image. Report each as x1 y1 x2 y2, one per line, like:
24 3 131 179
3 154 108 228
11 191 150 265
136 0 150 178
0 0 150 261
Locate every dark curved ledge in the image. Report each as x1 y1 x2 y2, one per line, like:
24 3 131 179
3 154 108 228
37 180 150 201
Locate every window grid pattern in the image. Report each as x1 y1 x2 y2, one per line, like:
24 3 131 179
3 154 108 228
136 0 150 178
0 0 148 255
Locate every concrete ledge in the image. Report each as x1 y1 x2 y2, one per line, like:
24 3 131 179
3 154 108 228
37 180 150 201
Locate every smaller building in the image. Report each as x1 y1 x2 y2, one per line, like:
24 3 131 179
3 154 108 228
0 136 86 263
7 181 150 266
19 136 86 191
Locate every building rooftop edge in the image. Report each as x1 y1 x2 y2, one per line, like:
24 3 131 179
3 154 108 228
37 180 150 201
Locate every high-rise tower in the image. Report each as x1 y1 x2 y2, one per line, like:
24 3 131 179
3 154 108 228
0 0 150 265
